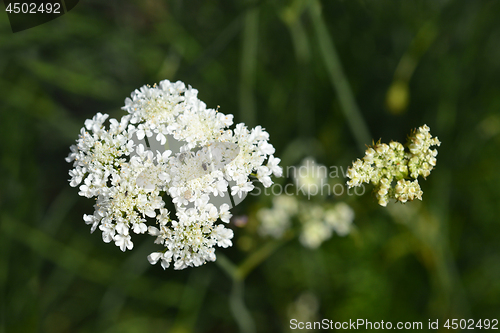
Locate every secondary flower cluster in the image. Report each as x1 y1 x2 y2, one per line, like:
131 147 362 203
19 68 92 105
346 125 441 206
258 195 354 249
66 80 281 270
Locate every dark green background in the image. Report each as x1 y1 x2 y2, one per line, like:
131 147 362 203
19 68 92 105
1 0 500 332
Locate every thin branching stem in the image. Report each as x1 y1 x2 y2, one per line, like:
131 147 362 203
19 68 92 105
216 255 255 333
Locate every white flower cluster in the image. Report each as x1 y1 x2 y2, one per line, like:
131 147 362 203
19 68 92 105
67 80 281 270
346 124 441 206
293 157 328 195
258 195 354 249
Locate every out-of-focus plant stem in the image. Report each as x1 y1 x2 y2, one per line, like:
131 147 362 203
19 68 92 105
239 4 259 127
170 270 212 333
281 1 314 137
229 279 255 333
308 0 371 152
216 254 255 333
217 238 288 333
236 238 287 280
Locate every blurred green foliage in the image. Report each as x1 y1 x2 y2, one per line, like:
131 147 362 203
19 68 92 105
1 0 500 332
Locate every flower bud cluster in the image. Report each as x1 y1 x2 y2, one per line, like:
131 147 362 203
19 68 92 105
346 125 440 206
406 124 440 179
67 80 281 270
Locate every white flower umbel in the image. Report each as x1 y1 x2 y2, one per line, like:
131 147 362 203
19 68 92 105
257 195 355 249
293 157 328 196
346 124 441 206
67 80 282 270
257 195 298 239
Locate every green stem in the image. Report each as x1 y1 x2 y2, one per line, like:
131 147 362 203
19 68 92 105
235 238 287 280
216 255 255 333
170 270 212 332
229 279 256 333
308 0 371 152
281 1 314 137
216 253 238 280
239 5 259 127
216 237 290 332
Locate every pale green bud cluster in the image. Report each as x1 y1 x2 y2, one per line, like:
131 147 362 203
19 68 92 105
407 124 440 179
347 125 441 206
